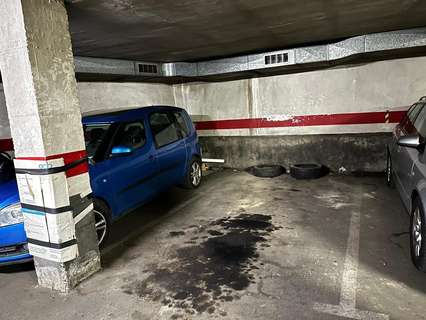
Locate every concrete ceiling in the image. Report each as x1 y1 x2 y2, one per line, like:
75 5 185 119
67 0 426 62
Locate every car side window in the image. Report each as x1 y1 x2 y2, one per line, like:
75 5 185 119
112 121 146 151
173 111 190 138
403 103 423 135
149 112 180 148
84 124 111 159
413 104 426 138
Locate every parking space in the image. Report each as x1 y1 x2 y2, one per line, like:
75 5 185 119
1 170 425 320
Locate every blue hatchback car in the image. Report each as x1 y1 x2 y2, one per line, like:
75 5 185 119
0 106 202 265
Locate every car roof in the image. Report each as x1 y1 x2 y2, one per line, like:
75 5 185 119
82 105 184 124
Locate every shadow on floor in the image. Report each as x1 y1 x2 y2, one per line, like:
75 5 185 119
100 169 225 267
0 261 34 273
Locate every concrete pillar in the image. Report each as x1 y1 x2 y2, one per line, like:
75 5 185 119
0 0 101 292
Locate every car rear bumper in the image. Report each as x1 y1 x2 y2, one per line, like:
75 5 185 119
0 222 32 266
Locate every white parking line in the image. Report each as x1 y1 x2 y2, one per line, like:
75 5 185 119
314 198 389 319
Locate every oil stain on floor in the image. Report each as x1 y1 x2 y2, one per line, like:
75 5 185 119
122 213 280 317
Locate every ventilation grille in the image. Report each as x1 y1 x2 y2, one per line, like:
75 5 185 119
137 63 158 74
264 53 289 65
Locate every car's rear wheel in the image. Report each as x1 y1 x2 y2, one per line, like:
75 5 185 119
93 200 111 248
386 150 394 188
183 158 202 189
410 197 426 272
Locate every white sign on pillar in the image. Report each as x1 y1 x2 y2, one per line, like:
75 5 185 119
15 158 79 263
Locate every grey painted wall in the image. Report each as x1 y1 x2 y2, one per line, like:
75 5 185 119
200 133 391 173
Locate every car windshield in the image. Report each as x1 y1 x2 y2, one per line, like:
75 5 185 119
0 152 14 182
84 124 111 158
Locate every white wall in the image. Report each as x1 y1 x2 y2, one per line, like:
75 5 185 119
1 56 426 141
0 82 175 139
173 56 426 136
77 82 175 113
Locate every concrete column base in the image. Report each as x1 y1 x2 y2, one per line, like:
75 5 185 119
34 212 101 292
35 251 101 293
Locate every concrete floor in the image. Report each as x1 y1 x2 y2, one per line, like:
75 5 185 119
1 169 426 320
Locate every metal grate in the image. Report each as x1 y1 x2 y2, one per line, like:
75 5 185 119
137 63 158 74
0 243 28 257
265 53 289 65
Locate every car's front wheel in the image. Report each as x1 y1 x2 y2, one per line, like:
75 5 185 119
93 200 111 248
183 158 202 189
410 197 426 271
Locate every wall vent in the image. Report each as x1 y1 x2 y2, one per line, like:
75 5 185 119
264 53 289 65
137 63 158 74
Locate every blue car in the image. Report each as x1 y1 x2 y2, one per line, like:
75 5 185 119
0 106 202 265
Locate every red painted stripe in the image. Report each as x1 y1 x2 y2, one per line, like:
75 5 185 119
194 110 406 130
16 150 88 178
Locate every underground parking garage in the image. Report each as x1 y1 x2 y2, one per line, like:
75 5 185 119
1 0 426 319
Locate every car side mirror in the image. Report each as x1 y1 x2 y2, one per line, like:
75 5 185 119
111 145 133 156
397 135 425 152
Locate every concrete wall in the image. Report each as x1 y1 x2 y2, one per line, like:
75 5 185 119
77 82 175 113
172 57 426 172
200 134 392 173
0 82 175 139
2 56 426 172
173 57 426 136
0 85 9 139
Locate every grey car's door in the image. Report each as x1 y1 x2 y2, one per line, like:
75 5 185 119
394 104 423 197
398 104 426 205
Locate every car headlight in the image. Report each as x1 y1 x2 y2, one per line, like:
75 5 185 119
0 203 24 227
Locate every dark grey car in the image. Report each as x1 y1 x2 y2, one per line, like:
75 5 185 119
386 97 426 272
387 96 426 271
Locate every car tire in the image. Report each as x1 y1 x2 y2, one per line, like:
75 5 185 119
250 165 285 178
410 197 426 272
386 149 395 188
289 163 328 180
93 199 111 248
183 157 202 189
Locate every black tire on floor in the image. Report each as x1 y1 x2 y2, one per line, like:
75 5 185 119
251 165 285 178
93 199 112 248
410 197 426 272
289 163 327 180
182 157 202 189
386 149 395 188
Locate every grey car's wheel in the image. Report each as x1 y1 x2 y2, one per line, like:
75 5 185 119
386 150 394 188
93 200 111 248
410 198 426 272
183 158 202 189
